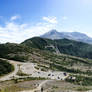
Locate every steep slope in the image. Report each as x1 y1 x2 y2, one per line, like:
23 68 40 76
41 30 92 44
22 37 92 59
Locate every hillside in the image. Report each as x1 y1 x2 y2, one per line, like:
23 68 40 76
0 41 92 76
1 40 92 89
22 37 92 59
0 43 31 62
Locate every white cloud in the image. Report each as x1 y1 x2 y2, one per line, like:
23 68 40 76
81 0 92 6
0 15 91 43
82 0 92 3
62 16 68 20
43 16 58 24
0 16 56 43
10 15 20 21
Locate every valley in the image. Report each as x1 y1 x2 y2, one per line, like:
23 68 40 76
1 37 92 92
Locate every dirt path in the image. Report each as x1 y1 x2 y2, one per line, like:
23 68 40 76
0 58 22 81
20 80 51 92
0 58 69 82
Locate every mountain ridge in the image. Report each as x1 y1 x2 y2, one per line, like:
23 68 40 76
41 29 92 44
22 37 92 59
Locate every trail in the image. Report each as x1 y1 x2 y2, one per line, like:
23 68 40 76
20 80 51 92
0 58 21 81
0 58 36 81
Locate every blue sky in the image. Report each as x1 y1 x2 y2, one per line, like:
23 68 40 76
0 0 92 43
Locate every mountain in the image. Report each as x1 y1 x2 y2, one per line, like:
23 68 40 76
41 29 92 44
22 37 92 59
1 37 92 61
1 37 92 81
1 39 92 76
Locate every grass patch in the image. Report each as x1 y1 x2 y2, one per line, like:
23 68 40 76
76 87 90 91
66 75 92 86
16 70 30 76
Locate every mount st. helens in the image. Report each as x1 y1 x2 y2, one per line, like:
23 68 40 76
1 33 92 91
41 30 92 44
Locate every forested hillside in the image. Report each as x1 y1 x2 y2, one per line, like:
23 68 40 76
22 37 92 59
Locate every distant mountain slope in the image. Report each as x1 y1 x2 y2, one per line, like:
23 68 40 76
41 30 92 44
22 37 92 59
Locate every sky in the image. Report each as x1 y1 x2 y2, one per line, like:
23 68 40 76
0 0 92 43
